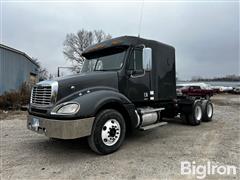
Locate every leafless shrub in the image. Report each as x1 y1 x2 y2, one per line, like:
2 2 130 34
0 83 31 110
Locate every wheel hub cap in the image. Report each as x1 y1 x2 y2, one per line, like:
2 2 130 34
101 119 121 146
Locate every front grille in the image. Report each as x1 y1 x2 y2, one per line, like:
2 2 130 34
31 86 52 106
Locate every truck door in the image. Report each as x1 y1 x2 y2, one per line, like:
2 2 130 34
125 48 150 102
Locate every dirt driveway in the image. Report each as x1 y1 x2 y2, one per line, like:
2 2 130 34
0 94 239 179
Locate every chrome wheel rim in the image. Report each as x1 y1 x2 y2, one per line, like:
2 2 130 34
101 119 121 146
207 103 213 118
195 105 202 121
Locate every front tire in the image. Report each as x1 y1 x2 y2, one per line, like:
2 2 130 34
88 109 126 155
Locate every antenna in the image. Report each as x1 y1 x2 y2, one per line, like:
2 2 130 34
138 0 145 37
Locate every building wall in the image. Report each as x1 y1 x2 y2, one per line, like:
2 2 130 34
0 47 38 95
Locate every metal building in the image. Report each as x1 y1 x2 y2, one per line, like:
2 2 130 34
0 44 39 95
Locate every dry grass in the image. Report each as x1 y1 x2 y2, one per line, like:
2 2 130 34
0 83 31 110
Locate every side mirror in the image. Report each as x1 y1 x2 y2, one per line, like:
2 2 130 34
143 48 152 71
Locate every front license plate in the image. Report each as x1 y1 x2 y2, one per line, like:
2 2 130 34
31 117 39 128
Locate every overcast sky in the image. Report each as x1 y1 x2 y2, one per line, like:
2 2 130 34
1 0 239 80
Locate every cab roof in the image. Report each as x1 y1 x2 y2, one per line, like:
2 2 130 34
82 36 174 57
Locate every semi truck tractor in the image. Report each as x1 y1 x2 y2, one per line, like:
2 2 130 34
27 36 214 154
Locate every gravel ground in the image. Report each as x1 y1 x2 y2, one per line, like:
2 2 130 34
0 94 239 179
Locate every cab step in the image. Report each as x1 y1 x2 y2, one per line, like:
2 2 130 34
139 122 167 131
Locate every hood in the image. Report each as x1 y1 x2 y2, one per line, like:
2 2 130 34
55 71 118 100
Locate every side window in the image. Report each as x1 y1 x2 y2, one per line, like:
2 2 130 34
128 48 143 70
191 86 201 90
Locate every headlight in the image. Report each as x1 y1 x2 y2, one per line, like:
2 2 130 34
51 102 80 115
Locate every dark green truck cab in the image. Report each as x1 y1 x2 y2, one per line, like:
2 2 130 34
27 36 214 154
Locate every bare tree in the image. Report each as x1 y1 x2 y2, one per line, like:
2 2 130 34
32 58 49 81
94 30 112 43
63 29 112 72
48 73 54 80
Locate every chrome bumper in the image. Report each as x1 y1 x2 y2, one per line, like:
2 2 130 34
27 115 94 139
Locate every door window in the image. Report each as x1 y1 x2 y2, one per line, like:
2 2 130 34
128 48 143 70
190 86 201 90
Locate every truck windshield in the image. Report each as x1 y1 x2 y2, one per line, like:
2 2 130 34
81 50 126 73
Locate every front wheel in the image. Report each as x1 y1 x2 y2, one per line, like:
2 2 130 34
88 109 126 155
